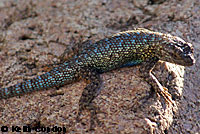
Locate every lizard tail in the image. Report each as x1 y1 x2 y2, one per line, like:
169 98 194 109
0 61 79 99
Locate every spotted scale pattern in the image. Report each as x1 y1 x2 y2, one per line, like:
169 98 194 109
0 61 80 99
0 28 195 130
78 29 162 72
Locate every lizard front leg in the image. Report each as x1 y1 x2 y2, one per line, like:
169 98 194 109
139 57 173 104
77 68 103 130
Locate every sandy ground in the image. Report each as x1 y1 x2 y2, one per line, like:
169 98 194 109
0 0 199 133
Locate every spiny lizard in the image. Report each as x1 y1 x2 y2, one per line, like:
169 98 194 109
0 28 195 129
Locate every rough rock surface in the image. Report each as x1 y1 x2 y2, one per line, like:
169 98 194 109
0 0 199 133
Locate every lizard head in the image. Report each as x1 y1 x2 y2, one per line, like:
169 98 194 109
157 34 195 66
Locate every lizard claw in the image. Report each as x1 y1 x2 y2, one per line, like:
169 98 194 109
159 86 174 105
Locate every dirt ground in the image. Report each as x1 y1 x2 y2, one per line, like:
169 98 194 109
0 0 199 133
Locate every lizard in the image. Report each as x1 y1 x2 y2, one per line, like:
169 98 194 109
0 28 195 129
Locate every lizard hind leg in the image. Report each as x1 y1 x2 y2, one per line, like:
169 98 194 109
77 68 103 130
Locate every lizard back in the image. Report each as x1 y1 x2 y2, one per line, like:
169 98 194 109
76 28 161 73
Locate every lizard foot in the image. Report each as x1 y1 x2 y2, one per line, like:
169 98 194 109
157 86 174 105
76 104 105 130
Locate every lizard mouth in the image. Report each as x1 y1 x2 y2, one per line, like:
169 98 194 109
171 43 195 66
175 54 195 66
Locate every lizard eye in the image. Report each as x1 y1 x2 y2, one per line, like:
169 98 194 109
182 43 193 54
